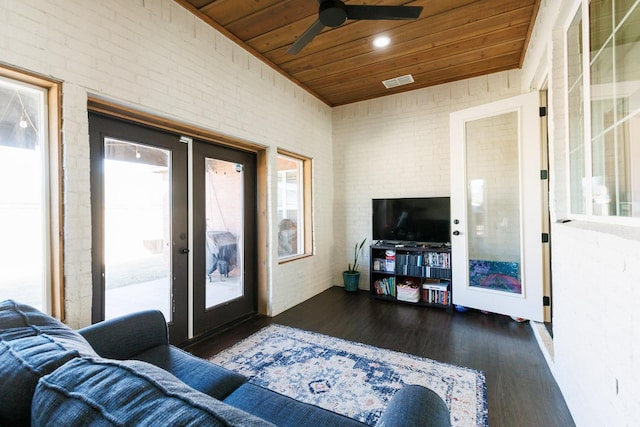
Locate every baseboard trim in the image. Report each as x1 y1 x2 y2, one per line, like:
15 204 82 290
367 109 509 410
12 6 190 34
530 320 555 376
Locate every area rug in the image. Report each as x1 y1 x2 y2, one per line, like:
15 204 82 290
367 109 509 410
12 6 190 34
210 324 488 426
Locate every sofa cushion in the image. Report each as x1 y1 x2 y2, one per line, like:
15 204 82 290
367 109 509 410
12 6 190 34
0 299 97 425
224 383 366 427
134 344 247 400
32 357 275 426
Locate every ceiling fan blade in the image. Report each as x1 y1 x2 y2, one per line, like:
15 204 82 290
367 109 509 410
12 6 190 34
346 5 423 20
287 19 325 54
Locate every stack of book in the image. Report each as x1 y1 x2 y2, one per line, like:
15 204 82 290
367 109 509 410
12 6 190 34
422 281 450 305
374 277 396 296
395 252 451 278
425 252 450 268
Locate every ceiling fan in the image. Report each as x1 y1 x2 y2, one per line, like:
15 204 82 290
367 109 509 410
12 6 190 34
287 0 423 55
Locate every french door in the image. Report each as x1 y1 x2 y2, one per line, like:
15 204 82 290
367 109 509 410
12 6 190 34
89 114 189 343
89 113 256 344
191 142 257 336
449 92 544 322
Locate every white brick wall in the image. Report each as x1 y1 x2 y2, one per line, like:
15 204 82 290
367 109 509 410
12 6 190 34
551 224 640 426
0 0 333 324
332 71 522 288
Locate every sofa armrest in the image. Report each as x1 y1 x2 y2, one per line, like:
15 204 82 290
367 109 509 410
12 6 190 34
78 310 169 360
378 385 451 427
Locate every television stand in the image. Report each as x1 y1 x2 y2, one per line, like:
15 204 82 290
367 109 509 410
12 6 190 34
374 240 400 246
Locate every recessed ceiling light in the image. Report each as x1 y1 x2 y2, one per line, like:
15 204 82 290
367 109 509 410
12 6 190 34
373 35 391 48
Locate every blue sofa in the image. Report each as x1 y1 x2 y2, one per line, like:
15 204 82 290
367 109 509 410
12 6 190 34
0 299 451 426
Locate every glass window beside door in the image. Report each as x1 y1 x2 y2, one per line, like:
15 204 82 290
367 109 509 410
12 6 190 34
277 153 305 259
0 75 50 311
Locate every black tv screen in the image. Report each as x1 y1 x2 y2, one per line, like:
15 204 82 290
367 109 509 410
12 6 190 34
372 197 451 244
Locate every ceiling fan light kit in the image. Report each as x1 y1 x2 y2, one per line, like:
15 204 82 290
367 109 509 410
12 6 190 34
287 0 423 55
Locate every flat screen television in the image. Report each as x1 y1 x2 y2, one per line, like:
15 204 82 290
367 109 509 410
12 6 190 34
372 197 451 244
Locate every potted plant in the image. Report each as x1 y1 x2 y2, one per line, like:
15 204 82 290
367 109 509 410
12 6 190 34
343 238 366 292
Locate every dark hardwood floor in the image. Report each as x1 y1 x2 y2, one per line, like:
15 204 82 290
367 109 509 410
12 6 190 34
185 287 575 427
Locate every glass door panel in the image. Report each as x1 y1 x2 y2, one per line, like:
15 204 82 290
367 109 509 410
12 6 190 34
103 138 172 321
205 158 244 308
465 112 523 295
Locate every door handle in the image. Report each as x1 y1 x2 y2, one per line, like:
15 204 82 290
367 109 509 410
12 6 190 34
179 248 190 254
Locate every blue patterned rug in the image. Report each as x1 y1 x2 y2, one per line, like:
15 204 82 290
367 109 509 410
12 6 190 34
210 325 488 426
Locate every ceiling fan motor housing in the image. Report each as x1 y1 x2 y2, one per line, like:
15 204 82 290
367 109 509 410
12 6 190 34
319 0 348 27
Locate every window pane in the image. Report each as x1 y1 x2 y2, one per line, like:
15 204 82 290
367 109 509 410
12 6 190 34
567 7 584 88
205 158 243 308
615 3 640 126
0 77 47 310
614 2 640 216
465 112 522 295
615 0 637 25
568 8 587 214
103 139 173 320
590 38 615 139
590 0 614 54
277 155 303 258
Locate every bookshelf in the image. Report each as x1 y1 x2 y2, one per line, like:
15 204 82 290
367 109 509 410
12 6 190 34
370 243 452 311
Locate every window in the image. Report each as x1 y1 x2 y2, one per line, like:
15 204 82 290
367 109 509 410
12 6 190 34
567 0 640 219
277 151 312 260
0 69 60 315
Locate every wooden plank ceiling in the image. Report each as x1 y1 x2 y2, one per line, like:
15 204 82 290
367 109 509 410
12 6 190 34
176 0 540 106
